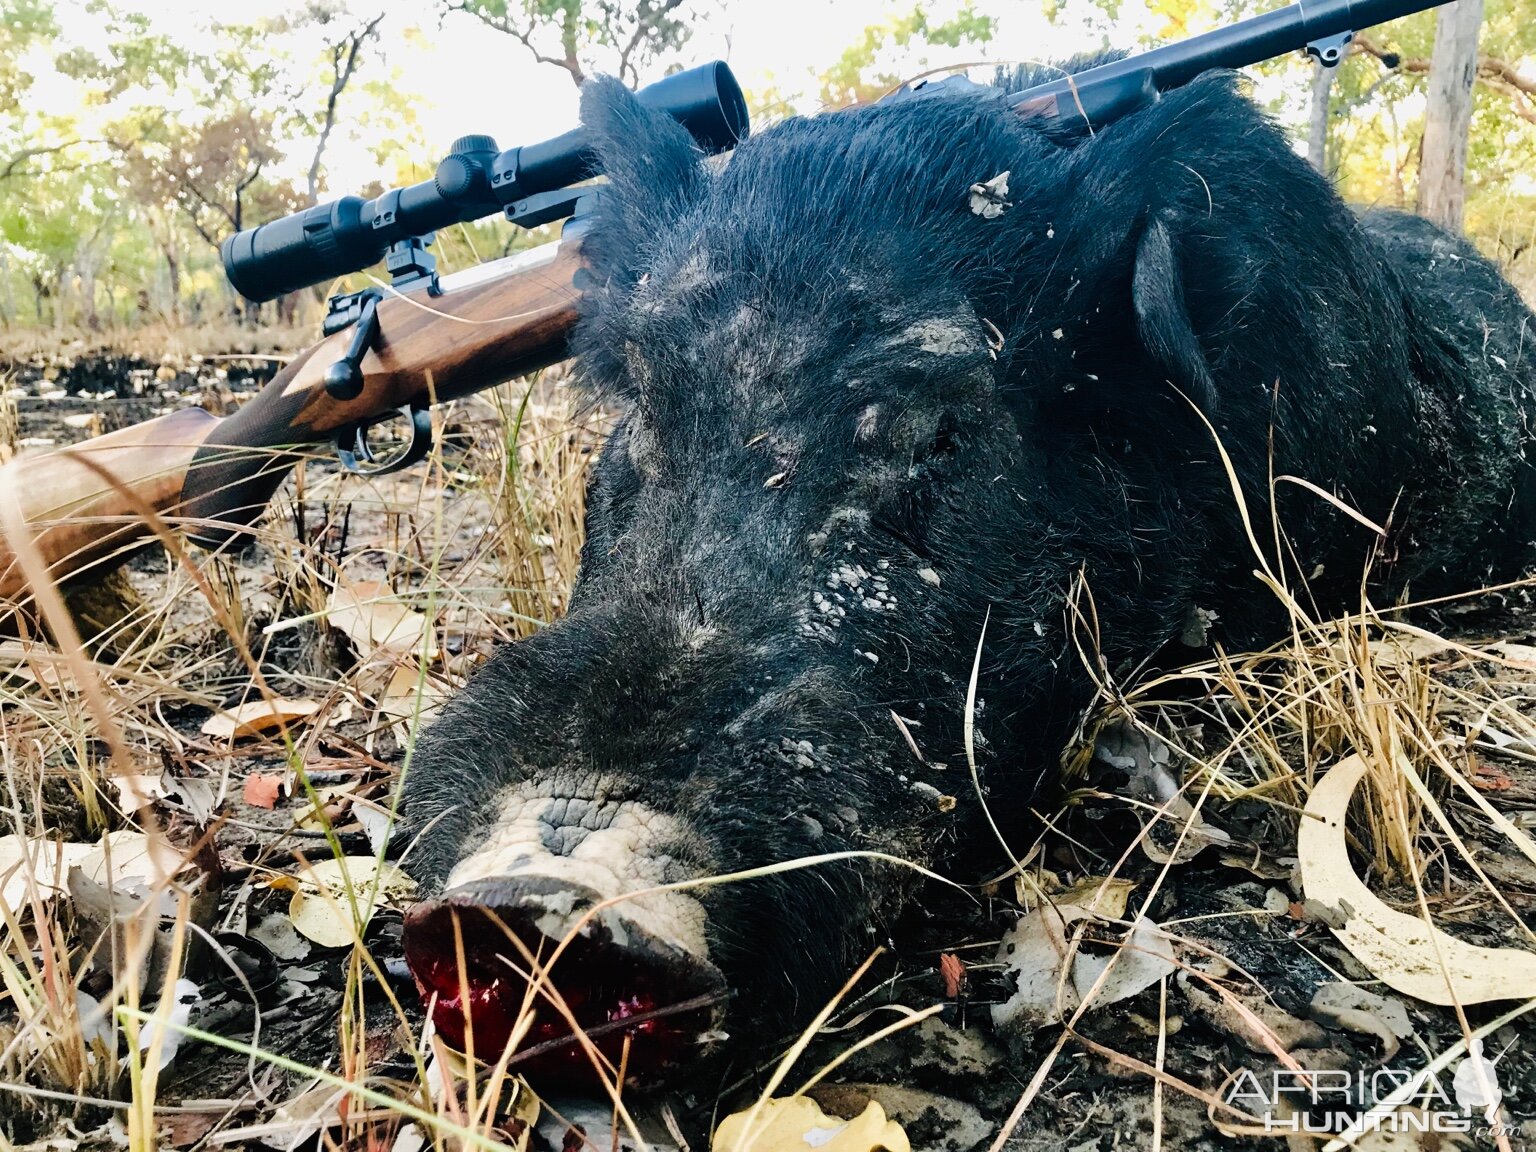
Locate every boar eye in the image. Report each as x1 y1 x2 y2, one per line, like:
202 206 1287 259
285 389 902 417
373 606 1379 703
870 412 963 556
914 411 963 464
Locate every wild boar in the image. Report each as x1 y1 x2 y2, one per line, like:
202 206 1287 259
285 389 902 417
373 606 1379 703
401 58 1536 1082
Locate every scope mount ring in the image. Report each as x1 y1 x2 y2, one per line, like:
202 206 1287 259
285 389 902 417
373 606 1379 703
336 403 435 476
1304 29 1354 68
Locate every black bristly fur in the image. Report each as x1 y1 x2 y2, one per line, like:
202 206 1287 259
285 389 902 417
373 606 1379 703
404 61 1536 1049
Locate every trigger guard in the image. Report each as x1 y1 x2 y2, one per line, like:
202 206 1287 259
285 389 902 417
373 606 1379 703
337 404 434 475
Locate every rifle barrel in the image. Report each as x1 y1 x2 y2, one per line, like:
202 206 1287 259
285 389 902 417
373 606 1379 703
1010 0 1442 126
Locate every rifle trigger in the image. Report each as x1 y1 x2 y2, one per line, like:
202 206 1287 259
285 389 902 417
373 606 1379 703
336 404 435 476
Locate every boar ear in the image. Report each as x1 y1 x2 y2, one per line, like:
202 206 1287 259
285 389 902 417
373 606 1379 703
1132 211 1218 413
579 75 709 279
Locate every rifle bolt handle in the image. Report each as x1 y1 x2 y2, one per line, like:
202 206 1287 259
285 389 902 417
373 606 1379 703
323 290 381 401
324 358 365 401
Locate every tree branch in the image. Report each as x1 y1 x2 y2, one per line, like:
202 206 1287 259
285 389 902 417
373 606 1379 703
449 1 583 85
615 0 686 87
1352 33 1536 111
0 139 108 181
308 12 385 203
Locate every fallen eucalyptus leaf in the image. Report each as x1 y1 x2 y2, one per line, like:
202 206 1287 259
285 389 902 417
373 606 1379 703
203 698 320 741
1094 715 1232 863
138 978 201 1070
0 834 98 911
243 772 285 809
379 661 447 741
326 579 434 657
1308 982 1415 1061
992 900 1176 1035
1298 753 1536 1004
249 912 313 962
110 771 169 812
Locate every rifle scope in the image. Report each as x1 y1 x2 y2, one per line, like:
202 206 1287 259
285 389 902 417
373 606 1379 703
221 60 748 302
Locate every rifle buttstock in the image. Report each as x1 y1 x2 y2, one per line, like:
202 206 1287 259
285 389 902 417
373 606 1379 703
0 407 221 602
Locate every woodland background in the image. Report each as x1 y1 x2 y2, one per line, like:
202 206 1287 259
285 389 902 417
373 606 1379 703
0 0 1533 347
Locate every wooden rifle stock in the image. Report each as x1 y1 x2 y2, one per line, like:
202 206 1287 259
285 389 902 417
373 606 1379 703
0 236 585 603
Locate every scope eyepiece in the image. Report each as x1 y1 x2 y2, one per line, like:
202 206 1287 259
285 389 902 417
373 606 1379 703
221 60 749 303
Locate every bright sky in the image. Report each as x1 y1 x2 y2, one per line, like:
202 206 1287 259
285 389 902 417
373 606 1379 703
32 0 1158 192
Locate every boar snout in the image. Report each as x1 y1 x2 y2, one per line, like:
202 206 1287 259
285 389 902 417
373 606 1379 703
402 784 725 1083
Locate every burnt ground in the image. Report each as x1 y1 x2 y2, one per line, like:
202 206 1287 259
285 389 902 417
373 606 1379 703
3 357 1536 1151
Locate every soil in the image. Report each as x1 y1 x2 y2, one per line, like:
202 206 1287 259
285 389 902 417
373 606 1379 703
3 355 1535 1152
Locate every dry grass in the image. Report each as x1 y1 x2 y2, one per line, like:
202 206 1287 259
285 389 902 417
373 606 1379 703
0 371 608 1147
0 364 1533 1151
0 321 313 370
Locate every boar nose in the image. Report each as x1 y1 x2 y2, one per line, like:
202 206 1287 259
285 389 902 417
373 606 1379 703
401 783 726 1084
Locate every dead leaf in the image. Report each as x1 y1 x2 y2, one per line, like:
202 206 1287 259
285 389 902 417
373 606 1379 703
109 771 169 812
1471 758 1514 792
138 978 201 1070
1180 605 1219 646
249 912 313 962
714 1096 910 1152
76 831 187 894
1182 981 1326 1054
807 1086 985 1152
203 698 320 741
940 953 965 998
1073 916 1177 1007
206 1079 348 1151
1486 640 1536 668
1052 875 1136 919
166 777 217 823
0 834 97 911
354 801 394 856
379 662 446 741
243 773 285 809
287 856 414 948
991 902 1078 1033
1308 982 1415 1061
326 579 434 657
1298 753 1536 1004
967 171 1011 219
1093 716 1232 863
295 781 360 831
991 899 1176 1036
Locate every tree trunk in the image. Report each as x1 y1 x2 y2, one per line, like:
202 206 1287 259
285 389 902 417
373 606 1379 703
162 240 182 324
1307 59 1336 175
0 250 14 328
1417 0 1484 232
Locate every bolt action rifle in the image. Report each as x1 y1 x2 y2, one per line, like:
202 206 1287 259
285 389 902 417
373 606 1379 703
0 0 1447 602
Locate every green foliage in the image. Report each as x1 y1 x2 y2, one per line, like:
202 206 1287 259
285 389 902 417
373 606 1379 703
0 0 1529 335
0 0 59 104
446 0 694 85
818 5 996 107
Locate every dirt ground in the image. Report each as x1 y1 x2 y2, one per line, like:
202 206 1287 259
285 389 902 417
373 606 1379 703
2 354 1535 1152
